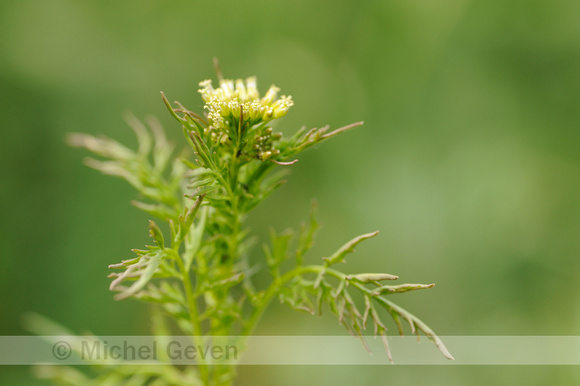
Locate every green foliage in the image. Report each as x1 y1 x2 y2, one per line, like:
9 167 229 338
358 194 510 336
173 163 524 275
46 64 452 385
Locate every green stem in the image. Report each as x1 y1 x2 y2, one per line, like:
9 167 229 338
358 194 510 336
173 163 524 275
172 250 210 384
242 265 321 336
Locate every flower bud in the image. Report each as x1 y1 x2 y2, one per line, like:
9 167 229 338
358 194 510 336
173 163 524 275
261 150 272 160
261 85 280 105
245 76 259 100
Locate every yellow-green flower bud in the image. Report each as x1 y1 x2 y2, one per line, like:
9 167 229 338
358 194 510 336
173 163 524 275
235 79 246 100
245 76 259 100
220 79 235 98
261 85 280 105
261 150 272 160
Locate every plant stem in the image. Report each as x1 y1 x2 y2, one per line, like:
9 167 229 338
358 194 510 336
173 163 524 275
172 250 210 384
242 265 320 336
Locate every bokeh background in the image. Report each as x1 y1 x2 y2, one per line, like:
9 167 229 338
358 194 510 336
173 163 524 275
1 0 579 384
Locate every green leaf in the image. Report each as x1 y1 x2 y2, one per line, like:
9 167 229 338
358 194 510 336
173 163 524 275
174 194 205 245
264 228 294 278
131 200 178 221
149 220 165 249
296 200 319 265
345 273 399 284
108 250 166 300
183 206 207 271
370 283 435 296
323 230 379 265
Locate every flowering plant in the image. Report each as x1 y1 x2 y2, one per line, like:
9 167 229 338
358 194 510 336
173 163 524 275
38 62 452 385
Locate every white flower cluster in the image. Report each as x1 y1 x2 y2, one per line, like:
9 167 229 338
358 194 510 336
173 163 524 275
198 77 293 133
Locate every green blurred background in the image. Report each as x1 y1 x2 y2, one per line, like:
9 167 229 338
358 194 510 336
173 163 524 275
1 0 579 384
